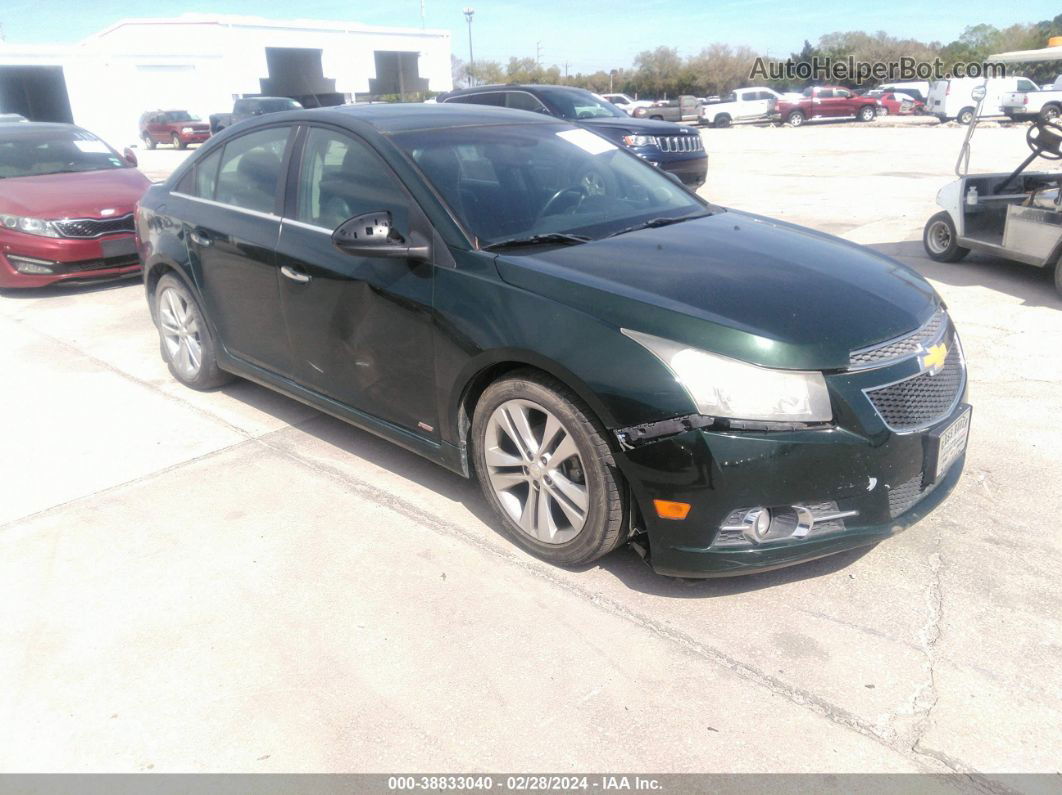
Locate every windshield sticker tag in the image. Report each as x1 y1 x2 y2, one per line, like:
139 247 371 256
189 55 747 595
556 129 617 155
74 140 110 153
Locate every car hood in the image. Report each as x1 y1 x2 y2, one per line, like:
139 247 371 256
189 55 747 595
0 168 151 219
492 211 939 371
579 116 698 136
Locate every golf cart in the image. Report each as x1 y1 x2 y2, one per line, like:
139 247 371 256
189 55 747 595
923 40 1062 297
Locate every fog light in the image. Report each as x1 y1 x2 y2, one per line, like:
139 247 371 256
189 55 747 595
7 255 55 275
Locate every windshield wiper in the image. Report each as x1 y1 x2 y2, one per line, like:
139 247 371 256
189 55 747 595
482 232 591 251
605 211 712 239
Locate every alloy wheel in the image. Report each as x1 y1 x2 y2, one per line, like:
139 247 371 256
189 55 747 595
158 287 203 379
483 398 589 544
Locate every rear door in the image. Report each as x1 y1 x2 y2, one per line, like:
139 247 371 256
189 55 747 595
180 124 296 375
275 124 438 436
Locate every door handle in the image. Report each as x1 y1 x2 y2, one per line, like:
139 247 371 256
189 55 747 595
280 264 311 284
189 229 212 246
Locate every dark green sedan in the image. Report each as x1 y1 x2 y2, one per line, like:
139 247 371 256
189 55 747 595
135 103 969 578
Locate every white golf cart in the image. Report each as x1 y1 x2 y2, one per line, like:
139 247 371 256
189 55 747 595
923 41 1062 297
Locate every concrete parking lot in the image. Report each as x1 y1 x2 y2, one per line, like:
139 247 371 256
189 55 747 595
2 120 1060 779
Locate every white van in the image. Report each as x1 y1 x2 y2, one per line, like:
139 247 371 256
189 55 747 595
926 75 1040 123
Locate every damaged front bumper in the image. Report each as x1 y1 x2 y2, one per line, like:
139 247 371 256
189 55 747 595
614 405 968 577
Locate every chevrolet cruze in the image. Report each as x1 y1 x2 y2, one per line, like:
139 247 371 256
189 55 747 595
136 104 970 577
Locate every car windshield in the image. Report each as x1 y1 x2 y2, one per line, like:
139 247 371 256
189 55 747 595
0 128 127 178
393 122 708 246
164 111 200 122
535 87 627 120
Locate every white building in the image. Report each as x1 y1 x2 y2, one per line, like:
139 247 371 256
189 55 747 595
0 14 453 147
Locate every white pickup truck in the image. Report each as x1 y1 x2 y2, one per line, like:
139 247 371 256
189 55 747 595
699 87 785 128
1002 75 1062 122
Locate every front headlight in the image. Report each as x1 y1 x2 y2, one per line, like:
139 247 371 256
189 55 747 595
181 127 194 133
0 214 60 238
623 329 832 422
622 134 658 147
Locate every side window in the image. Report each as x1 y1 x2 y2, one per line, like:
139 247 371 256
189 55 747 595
505 92 545 112
818 89 835 98
295 127 410 231
192 147 223 199
836 89 851 98
449 92 505 107
214 126 290 213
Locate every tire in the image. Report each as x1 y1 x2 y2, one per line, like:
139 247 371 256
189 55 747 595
650 115 664 120
713 114 731 128
858 105 876 122
1041 104 1061 122
154 274 232 390
143 134 156 151
171 133 186 150
878 107 890 116
786 110 805 127
957 107 975 125
1055 260 1062 299
923 212 970 263
472 370 627 568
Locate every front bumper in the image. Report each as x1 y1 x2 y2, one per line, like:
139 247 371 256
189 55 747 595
180 131 211 144
0 232 141 288
653 152 708 188
618 403 968 577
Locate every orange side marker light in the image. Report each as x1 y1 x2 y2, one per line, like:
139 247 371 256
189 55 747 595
653 499 692 520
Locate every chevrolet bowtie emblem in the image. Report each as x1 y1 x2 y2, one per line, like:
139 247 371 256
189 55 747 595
920 341 948 374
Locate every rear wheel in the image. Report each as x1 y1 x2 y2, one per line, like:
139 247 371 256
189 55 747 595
923 212 969 263
957 107 975 125
472 371 627 567
650 115 664 120
786 110 805 127
713 114 731 128
155 274 232 390
858 105 876 122
1055 260 1062 298
1041 104 1061 122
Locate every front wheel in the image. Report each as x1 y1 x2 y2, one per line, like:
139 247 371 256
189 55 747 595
171 133 186 150
155 274 233 390
143 134 156 150
786 110 805 127
472 371 627 567
858 105 877 122
923 212 970 263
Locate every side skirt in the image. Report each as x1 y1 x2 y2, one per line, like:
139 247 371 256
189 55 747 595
217 351 468 477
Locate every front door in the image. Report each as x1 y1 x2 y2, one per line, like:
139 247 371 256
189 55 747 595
275 125 438 437
184 124 295 376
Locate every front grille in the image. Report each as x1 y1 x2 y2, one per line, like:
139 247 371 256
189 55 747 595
865 341 964 432
53 214 135 239
850 309 947 369
58 254 140 274
887 473 924 518
656 135 703 153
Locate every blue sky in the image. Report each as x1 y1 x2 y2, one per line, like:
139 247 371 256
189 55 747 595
2 0 1059 73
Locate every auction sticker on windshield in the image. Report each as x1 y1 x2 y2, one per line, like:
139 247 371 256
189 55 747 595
556 128 617 155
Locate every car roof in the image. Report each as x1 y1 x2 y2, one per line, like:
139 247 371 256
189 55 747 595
444 83 589 96
283 103 564 134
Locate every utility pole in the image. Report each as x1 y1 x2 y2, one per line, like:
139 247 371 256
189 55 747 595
564 62 569 79
419 0 425 28
536 41 542 67
609 69 616 93
463 7 475 87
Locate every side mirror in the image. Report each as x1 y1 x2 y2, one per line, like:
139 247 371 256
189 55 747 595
971 85 987 102
332 211 431 262
123 147 138 167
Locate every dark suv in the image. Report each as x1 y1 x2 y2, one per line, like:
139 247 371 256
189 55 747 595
139 110 211 150
439 84 707 188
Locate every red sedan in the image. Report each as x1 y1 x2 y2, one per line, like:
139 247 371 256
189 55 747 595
0 123 151 288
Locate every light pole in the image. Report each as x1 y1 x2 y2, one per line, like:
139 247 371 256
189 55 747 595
463 7 475 87
609 69 616 93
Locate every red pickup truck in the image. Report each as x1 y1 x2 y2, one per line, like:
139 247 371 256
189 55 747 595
774 86 881 127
